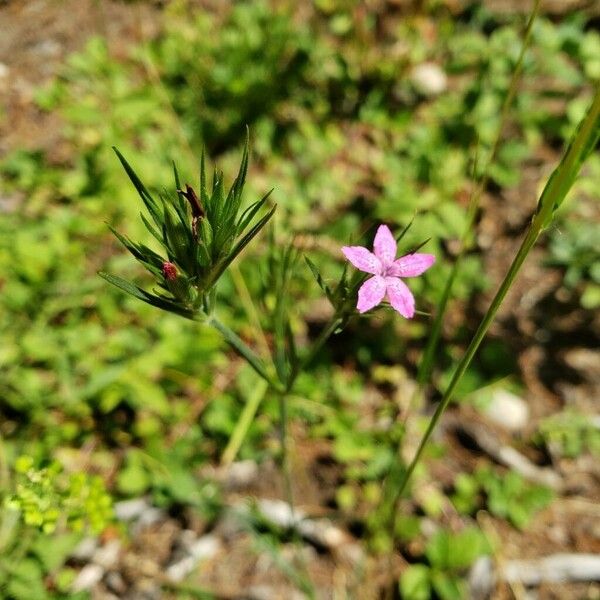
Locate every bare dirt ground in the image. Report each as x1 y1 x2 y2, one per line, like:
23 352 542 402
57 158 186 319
1 1 599 599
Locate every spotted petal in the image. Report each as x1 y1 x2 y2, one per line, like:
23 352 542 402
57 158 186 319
342 246 382 275
388 253 436 277
357 276 386 313
385 277 415 318
373 225 397 266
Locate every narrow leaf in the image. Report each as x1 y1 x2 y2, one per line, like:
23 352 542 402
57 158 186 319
304 256 332 300
208 205 276 287
99 272 195 319
107 225 164 276
237 189 274 235
140 212 168 249
173 161 188 218
113 147 162 228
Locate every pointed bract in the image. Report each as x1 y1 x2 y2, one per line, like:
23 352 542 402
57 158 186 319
105 134 276 317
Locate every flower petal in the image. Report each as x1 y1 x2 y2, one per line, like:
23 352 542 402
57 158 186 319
385 277 415 318
373 225 397 266
342 246 382 275
388 253 435 277
357 276 386 313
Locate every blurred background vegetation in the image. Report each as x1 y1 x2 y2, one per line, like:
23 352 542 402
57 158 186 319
0 0 598 597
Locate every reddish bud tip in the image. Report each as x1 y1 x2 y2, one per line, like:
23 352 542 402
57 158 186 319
162 262 178 281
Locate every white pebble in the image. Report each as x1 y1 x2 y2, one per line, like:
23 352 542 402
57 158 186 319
484 389 529 432
71 564 104 592
410 62 448 96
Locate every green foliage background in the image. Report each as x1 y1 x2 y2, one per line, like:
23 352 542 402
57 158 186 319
0 1 598 597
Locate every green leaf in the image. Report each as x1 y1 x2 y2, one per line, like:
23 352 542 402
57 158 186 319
272 243 299 382
304 256 332 300
199 217 214 260
163 207 193 271
7 559 48 600
425 530 451 569
237 189 274 235
32 532 81 572
431 571 464 600
195 240 212 270
99 271 152 302
172 161 188 218
396 215 415 244
224 130 250 224
113 147 162 228
447 527 490 569
98 272 196 319
140 211 167 248
108 225 164 277
400 565 431 600
162 188 189 230
535 89 600 228
208 204 276 287
199 148 212 218
117 451 150 496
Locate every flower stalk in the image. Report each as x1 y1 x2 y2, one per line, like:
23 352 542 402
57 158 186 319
417 0 542 387
388 84 600 528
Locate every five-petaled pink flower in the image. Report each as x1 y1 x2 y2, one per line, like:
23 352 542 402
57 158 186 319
342 225 435 318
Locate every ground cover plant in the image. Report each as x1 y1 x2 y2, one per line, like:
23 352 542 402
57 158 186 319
1 0 599 598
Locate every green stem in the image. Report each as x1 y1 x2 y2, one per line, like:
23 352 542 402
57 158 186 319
277 391 294 510
392 84 600 514
221 377 269 466
208 310 345 470
403 227 537 489
417 0 541 387
206 315 283 392
287 315 343 391
229 263 274 368
276 389 316 599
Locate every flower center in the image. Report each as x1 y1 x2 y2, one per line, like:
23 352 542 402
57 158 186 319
382 264 395 277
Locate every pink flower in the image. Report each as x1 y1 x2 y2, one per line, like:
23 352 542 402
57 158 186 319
342 225 435 318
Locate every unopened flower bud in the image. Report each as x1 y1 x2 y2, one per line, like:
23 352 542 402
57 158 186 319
162 261 178 281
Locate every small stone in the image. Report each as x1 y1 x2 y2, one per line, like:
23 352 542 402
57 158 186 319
176 529 198 552
338 542 364 565
71 564 104 592
257 498 304 529
220 459 259 490
70 537 98 562
248 585 305 600
93 539 121 570
484 389 529 432
410 62 448 96
105 571 127 595
469 556 495 600
213 507 246 540
114 497 151 521
188 534 221 560
563 349 600 380
131 579 162 600
166 534 222 582
132 507 166 534
548 524 569 545
33 39 61 58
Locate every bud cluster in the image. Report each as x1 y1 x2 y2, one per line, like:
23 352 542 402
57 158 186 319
100 133 275 319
